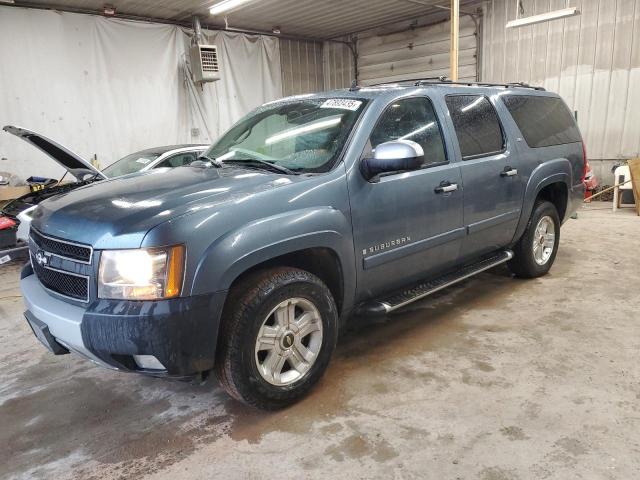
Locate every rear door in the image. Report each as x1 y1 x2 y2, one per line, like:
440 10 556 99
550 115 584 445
444 94 523 260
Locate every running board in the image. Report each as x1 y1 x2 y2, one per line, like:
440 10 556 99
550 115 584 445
357 250 513 315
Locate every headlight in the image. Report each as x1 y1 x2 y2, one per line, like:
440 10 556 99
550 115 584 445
98 245 185 300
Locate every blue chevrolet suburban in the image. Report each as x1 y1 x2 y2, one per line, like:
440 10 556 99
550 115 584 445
21 79 586 409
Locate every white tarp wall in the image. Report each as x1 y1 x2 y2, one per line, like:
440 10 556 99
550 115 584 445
0 7 282 180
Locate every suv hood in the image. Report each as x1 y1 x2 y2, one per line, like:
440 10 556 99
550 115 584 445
31 165 299 249
3 125 107 181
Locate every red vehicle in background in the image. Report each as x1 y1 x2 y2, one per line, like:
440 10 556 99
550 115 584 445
584 161 599 199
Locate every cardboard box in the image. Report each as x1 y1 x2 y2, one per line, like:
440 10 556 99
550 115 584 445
0 186 30 202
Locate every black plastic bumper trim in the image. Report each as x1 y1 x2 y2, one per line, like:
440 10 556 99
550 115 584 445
25 310 70 355
80 291 227 376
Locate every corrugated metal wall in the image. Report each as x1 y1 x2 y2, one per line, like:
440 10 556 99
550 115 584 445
323 41 356 90
280 38 353 95
281 11 480 94
482 0 640 161
358 16 478 85
280 38 324 96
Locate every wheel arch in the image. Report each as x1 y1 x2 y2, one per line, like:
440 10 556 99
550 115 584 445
537 182 568 221
189 207 356 317
511 159 572 245
225 247 345 315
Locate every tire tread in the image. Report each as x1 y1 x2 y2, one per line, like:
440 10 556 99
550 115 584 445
508 200 560 278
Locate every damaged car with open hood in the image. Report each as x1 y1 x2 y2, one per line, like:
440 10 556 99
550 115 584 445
0 125 206 262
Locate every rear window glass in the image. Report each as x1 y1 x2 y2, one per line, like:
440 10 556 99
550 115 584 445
445 95 505 159
503 95 582 148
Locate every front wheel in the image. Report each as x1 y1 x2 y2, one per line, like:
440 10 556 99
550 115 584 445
214 267 338 410
508 200 561 278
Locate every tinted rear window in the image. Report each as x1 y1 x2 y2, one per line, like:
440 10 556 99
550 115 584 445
503 95 582 148
445 95 505 159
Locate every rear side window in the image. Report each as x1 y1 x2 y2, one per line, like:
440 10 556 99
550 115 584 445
369 97 447 167
502 95 581 148
445 95 505 159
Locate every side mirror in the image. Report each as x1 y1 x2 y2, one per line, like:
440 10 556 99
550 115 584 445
361 140 424 180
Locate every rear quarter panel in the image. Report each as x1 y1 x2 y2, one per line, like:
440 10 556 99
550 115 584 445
493 91 585 243
511 142 584 244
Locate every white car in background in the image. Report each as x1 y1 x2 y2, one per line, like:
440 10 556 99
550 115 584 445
0 125 207 261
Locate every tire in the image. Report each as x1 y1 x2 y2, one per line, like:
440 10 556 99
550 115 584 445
508 200 561 278
214 267 338 410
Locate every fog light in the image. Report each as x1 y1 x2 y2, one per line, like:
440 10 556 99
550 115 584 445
133 355 166 371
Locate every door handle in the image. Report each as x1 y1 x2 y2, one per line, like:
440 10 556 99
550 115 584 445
434 182 458 193
501 166 518 177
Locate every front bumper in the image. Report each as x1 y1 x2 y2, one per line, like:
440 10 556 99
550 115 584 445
21 266 227 376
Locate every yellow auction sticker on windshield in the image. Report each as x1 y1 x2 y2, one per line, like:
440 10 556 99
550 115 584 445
320 99 362 111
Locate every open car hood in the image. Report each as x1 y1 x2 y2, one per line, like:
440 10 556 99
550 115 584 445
3 125 108 181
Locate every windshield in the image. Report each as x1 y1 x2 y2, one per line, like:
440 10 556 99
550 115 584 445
102 152 160 177
203 97 368 173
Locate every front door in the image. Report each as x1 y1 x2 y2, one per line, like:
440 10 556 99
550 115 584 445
348 96 464 301
443 94 523 260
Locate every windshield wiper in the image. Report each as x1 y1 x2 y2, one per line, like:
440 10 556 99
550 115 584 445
197 153 223 167
221 158 298 175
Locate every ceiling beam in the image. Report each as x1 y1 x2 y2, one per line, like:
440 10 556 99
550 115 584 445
1 2 340 43
4 0 481 42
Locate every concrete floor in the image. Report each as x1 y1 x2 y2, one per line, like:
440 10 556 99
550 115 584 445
1 204 639 480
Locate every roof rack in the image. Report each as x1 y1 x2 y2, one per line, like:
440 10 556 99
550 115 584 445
369 77 546 91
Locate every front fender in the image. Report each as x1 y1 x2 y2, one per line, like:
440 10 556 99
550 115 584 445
511 159 572 244
189 207 356 310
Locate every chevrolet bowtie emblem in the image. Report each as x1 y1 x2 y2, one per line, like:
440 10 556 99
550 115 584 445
35 250 49 267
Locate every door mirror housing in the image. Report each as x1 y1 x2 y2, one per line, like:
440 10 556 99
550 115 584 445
361 140 424 180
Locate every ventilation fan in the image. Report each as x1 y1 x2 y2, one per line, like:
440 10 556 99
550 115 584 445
190 44 221 84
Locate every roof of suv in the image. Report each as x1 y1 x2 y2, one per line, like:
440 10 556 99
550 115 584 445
300 80 557 103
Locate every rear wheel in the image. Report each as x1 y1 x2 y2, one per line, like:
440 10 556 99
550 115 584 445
215 267 338 410
508 200 560 278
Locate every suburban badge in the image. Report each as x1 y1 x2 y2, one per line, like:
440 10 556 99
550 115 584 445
363 236 412 256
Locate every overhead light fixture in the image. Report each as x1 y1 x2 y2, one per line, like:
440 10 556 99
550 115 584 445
506 6 579 28
272 26 281 35
209 0 258 16
103 4 116 15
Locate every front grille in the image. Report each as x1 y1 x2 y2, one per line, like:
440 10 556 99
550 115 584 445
31 253 89 302
30 228 92 263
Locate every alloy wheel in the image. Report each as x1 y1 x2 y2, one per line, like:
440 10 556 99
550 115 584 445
254 297 324 386
532 215 556 266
